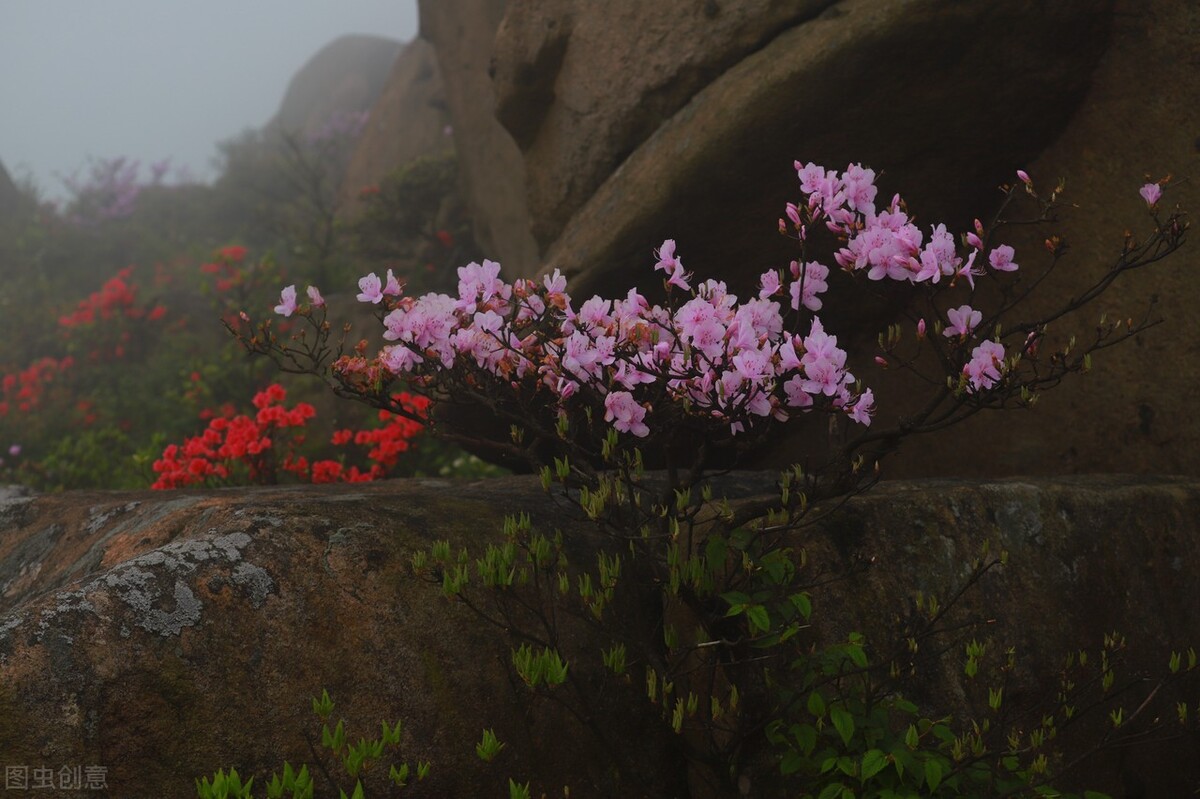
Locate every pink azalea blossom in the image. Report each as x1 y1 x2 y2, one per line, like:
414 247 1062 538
789 260 829 311
357 273 384 304
841 163 877 215
604 391 649 437
383 269 403 296
758 268 782 299
274 285 298 317
380 344 422 373
654 239 691 291
306 285 325 307
988 244 1019 272
1140 182 1163 207
944 305 982 339
544 268 568 295
847 388 874 426
783 375 814 409
954 250 981 289
964 340 1006 392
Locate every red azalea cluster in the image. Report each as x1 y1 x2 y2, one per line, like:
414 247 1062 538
200 245 248 294
58 266 166 329
0 356 73 416
150 384 427 489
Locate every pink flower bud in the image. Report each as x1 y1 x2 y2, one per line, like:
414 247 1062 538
1017 169 1031 185
1139 182 1163 207
917 318 926 338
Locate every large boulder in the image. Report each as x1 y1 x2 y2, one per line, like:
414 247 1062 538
268 35 403 138
1 475 1197 796
521 0 1110 297
879 0 1200 478
339 37 452 209
0 480 682 798
490 0 837 253
417 0 540 277
419 0 1200 477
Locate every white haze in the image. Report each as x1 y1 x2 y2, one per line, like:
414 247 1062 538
0 0 419 200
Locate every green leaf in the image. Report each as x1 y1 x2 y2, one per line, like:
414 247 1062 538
818 783 847 799
747 604 771 634
924 758 943 792
807 692 827 717
793 722 818 756
830 705 855 747
791 592 813 620
780 751 805 776
861 749 887 780
721 590 751 611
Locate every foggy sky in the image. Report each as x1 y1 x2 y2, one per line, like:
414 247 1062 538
0 0 418 199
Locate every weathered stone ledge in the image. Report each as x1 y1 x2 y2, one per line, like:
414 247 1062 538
0 475 1195 796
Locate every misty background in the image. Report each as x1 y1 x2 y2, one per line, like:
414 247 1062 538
0 0 418 199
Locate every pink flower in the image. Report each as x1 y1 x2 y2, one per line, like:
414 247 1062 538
674 298 726 360
964 340 1005 392
654 239 691 291
789 260 829 311
274 285 297 317
380 344 422 373
913 224 959 284
1140 182 1163 207
841 163 877 214
944 305 982 339
800 318 850 397
306 285 325 307
357 273 384 304
383 269 403 296
847 389 874 426
916 318 926 338
782 375 813 409
758 268 782 298
543 268 568 295
988 244 1018 272
604 391 650 437
456 259 508 312
954 250 981 289
1016 169 1031 185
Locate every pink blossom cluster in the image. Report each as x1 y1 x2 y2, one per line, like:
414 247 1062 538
369 255 882 437
277 162 1043 440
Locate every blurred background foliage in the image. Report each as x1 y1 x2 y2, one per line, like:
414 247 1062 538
0 120 496 491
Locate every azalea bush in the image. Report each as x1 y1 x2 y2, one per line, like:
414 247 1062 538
0 262 189 489
228 160 1192 796
150 383 429 489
